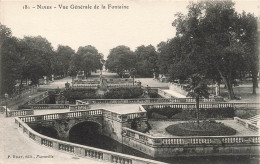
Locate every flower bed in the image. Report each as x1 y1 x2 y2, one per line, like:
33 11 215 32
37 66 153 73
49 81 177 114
165 121 237 136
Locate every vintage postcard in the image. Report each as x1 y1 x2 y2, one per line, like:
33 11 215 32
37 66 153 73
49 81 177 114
0 0 259 164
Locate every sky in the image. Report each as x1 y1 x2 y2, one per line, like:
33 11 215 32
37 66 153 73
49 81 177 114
0 0 259 59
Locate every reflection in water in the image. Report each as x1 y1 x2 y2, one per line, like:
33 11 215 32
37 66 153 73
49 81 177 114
32 122 259 164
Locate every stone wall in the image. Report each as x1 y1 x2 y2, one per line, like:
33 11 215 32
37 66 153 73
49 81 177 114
121 127 260 157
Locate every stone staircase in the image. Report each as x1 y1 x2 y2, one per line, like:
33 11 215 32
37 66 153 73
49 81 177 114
247 114 260 125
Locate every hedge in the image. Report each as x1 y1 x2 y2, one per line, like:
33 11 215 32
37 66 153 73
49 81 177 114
104 88 143 99
63 88 101 103
146 107 235 120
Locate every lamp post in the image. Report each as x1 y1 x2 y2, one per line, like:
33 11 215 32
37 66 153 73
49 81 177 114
4 93 8 117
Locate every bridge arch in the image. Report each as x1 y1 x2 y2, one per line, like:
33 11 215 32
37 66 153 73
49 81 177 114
30 124 58 138
69 121 103 146
51 116 103 140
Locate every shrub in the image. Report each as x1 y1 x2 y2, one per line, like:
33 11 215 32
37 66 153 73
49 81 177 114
145 107 235 120
104 87 143 99
146 107 182 119
63 88 101 103
148 92 161 98
18 104 31 109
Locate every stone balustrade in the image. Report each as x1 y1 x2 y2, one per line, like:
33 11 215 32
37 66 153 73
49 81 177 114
18 106 145 124
107 84 140 88
15 117 165 164
3 106 34 117
7 109 34 117
74 79 100 84
234 117 259 132
122 127 260 147
72 84 99 89
19 109 104 123
29 104 70 109
69 104 90 111
28 91 49 104
72 83 140 89
142 103 260 110
158 88 224 101
83 97 225 104
106 78 133 84
73 78 133 84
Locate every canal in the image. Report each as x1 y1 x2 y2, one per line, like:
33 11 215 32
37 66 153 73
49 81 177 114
31 122 259 164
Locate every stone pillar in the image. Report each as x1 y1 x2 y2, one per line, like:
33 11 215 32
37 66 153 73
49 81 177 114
53 120 72 141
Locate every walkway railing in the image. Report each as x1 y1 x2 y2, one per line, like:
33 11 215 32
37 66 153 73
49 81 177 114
142 103 260 110
17 105 145 124
15 117 165 164
28 104 70 109
2 106 34 117
83 97 226 104
107 84 141 88
122 127 260 147
70 104 90 111
27 91 49 104
19 109 103 123
72 84 99 89
234 117 259 132
72 83 141 89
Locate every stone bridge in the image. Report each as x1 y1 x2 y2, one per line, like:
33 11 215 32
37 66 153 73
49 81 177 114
20 108 148 141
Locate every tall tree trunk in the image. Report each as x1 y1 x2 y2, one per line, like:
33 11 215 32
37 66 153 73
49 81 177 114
226 80 235 99
196 94 200 125
252 69 258 95
217 68 235 99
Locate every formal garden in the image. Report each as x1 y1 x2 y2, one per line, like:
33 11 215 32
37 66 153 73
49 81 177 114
63 87 161 103
143 105 259 136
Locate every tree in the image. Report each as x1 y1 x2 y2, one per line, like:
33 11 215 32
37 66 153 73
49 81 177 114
19 36 54 85
186 74 209 125
71 45 103 77
105 45 136 77
238 12 259 94
157 36 192 80
157 41 172 76
171 0 254 99
55 45 75 77
0 24 22 95
135 45 158 77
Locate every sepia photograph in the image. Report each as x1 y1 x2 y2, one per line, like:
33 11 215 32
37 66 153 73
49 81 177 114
0 0 259 164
